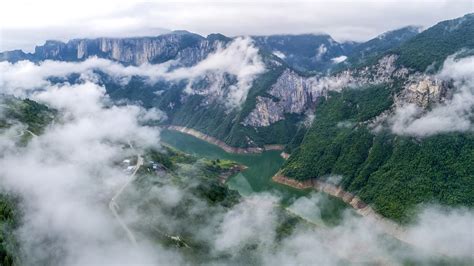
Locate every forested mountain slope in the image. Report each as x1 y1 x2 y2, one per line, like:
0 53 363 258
0 25 423 151
280 14 474 222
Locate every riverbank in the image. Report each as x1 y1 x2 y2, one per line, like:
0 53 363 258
165 125 285 154
272 173 312 189
219 164 247 184
272 173 404 238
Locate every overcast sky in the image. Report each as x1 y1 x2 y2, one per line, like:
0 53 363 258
1 0 473 52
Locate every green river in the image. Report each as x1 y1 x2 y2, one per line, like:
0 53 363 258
160 129 349 224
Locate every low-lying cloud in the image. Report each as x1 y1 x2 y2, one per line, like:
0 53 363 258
267 193 474 264
0 45 473 265
390 55 474 136
0 37 265 109
182 37 266 108
0 80 175 264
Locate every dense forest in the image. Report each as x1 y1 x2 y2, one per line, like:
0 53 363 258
0 97 57 265
0 97 56 135
281 84 474 222
0 195 19 266
394 13 474 72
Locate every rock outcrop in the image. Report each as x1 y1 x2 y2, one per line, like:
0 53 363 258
2 31 224 66
243 55 409 127
397 75 452 108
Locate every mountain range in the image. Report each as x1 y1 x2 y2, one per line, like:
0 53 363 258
1 13 473 222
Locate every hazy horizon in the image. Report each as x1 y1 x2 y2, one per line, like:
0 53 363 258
1 0 472 52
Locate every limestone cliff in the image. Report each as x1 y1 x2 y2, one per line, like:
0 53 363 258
243 55 409 127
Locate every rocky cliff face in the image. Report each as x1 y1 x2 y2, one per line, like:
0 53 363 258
3 31 226 66
243 96 286 127
397 75 452 108
2 25 463 150
93 33 222 66
243 55 410 127
242 69 325 127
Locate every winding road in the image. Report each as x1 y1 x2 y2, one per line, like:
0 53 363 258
109 142 143 246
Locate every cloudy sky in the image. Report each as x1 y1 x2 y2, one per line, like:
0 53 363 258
1 0 473 51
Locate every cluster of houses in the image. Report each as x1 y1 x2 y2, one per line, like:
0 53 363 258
122 159 136 173
122 158 165 174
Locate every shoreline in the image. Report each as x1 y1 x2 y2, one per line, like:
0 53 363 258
165 125 285 154
272 173 405 239
219 164 248 184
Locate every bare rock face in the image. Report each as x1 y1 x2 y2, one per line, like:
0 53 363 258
77 40 87 59
243 55 408 128
175 40 223 67
30 32 223 66
267 70 321 113
242 96 285 127
242 70 323 127
398 75 451 108
96 35 203 65
183 72 237 105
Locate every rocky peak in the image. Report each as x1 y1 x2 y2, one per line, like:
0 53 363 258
396 75 452 108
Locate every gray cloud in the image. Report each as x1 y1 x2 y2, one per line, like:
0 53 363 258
1 0 473 52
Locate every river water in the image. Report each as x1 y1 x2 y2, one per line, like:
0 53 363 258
160 129 348 224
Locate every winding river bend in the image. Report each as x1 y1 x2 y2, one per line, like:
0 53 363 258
161 129 303 199
160 129 457 258
160 129 349 223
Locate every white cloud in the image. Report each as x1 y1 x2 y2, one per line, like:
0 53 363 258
1 42 473 264
316 44 327 60
265 204 474 264
286 193 323 223
331 55 347 63
272 50 286 59
213 194 278 253
1 0 472 52
390 56 474 136
0 81 176 264
0 37 265 109
179 37 266 108
405 206 474 258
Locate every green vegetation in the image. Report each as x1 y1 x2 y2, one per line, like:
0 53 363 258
139 146 242 206
146 145 197 171
103 63 304 149
0 97 56 135
164 66 298 148
394 13 474 72
0 97 55 265
336 26 419 72
281 84 474 223
0 195 20 266
128 146 316 263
